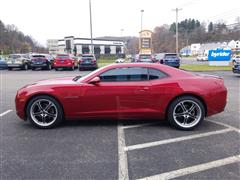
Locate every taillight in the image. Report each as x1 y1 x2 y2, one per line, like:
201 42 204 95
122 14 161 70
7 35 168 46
92 60 96 63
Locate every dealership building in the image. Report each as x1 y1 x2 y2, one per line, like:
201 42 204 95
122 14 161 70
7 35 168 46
47 36 125 55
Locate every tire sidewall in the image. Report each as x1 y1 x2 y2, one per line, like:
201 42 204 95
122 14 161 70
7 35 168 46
26 95 63 129
168 96 205 130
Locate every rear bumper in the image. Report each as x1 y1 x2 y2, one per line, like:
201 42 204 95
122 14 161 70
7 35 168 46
7 64 25 68
164 62 180 68
31 63 48 68
54 64 73 68
0 64 8 69
205 87 227 116
79 64 98 68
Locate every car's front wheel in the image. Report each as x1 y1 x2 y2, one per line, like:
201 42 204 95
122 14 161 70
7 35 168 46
168 96 205 130
26 95 64 128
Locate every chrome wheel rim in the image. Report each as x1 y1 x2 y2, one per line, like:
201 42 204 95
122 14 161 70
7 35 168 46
173 100 202 128
30 99 58 127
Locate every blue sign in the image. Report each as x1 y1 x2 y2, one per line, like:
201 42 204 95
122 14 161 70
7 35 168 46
208 50 231 61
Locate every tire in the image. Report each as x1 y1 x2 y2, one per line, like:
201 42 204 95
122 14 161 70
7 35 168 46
22 64 28 70
32 67 35 71
26 95 64 129
47 63 52 70
55 68 59 71
8 67 12 71
167 96 205 130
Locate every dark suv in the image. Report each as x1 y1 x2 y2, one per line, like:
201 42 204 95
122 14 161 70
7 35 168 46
78 54 98 70
160 53 180 68
31 54 54 70
232 55 240 74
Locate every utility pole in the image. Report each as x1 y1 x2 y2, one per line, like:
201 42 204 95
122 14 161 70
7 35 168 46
89 0 94 54
141 9 144 32
172 8 182 54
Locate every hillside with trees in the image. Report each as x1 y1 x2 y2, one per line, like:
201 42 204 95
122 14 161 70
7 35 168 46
0 20 46 54
152 18 240 53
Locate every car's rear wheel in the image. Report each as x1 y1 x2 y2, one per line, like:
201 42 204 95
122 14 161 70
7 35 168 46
8 67 12 71
55 68 59 71
47 63 52 70
22 64 28 70
168 96 205 130
26 95 64 129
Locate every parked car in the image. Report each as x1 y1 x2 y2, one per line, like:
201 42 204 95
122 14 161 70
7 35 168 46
159 53 180 68
135 54 156 63
232 55 240 74
196 55 208 61
115 58 125 63
54 54 78 71
6 54 31 70
78 54 98 70
15 63 227 130
30 54 54 70
0 57 8 70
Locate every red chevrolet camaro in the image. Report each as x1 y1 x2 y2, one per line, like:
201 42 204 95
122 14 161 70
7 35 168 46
15 63 227 130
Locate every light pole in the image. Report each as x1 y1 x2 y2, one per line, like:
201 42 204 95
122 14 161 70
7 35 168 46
172 8 182 54
89 0 94 54
141 9 144 32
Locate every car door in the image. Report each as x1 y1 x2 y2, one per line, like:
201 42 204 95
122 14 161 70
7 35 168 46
98 67 153 119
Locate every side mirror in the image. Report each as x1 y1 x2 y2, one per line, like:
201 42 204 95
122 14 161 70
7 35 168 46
89 76 100 84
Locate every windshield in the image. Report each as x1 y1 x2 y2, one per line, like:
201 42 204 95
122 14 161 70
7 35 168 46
73 66 105 82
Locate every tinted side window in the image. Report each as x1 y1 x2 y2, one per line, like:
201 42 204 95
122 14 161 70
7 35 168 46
149 68 167 80
100 67 148 82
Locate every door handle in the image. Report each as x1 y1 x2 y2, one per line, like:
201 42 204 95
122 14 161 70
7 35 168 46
137 87 149 92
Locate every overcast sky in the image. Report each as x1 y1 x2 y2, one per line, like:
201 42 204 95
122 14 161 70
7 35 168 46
0 0 239 46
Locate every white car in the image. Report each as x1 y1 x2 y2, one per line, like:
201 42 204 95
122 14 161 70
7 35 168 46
196 55 208 61
115 58 125 63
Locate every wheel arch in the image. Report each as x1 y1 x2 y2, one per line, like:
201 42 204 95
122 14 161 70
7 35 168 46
24 93 65 120
165 93 208 119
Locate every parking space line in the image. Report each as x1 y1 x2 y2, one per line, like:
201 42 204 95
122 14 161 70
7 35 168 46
118 121 129 180
0 110 12 117
122 122 159 130
206 119 240 133
137 155 240 180
124 128 232 151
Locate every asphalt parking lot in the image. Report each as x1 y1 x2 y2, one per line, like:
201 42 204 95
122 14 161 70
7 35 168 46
0 69 239 180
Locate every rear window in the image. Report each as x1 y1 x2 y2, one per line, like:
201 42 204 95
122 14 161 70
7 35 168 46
165 54 178 58
57 55 69 59
82 56 94 60
9 55 21 59
139 55 151 59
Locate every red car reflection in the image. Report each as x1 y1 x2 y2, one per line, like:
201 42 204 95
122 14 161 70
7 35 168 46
15 63 227 130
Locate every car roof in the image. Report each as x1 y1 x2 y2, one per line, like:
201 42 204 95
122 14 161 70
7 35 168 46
81 63 194 83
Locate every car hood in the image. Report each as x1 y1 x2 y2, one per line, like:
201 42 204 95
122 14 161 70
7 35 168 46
26 77 78 87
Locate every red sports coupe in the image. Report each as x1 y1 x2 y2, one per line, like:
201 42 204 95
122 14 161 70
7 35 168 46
15 63 227 130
